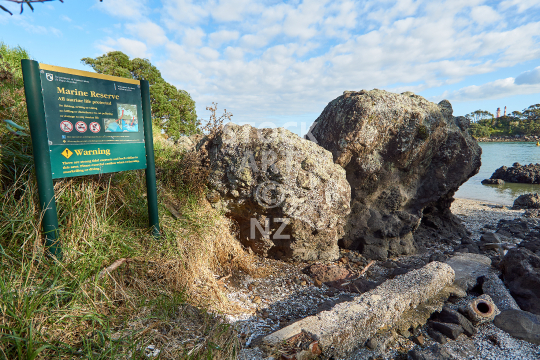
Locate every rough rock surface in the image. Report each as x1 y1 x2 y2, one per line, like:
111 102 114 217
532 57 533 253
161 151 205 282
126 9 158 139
445 253 492 292
513 193 540 209
309 90 481 260
501 237 540 315
262 261 455 358
481 178 505 185
204 123 351 261
494 309 540 345
481 273 521 312
491 162 540 184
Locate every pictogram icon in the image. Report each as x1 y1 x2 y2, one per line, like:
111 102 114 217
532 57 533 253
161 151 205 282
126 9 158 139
75 121 87 133
89 122 101 133
61 148 73 159
60 120 73 133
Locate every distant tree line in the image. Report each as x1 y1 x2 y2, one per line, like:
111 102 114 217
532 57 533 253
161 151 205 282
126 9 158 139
467 105 540 138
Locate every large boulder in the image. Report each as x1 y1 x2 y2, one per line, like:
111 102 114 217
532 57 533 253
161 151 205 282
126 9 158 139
501 237 540 315
309 90 481 259
203 123 351 261
491 162 540 184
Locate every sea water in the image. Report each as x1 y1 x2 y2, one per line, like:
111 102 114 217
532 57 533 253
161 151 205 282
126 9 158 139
455 142 540 205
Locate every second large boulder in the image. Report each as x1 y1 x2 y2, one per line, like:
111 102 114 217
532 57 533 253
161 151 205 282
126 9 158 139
203 124 351 261
309 90 481 259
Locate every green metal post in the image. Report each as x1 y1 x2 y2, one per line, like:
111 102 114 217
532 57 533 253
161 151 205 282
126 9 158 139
140 80 160 237
21 59 62 259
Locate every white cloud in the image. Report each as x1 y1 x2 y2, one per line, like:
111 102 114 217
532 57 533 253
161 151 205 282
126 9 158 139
97 37 149 58
515 66 540 85
470 5 502 25
499 0 540 13
98 0 147 18
61 15 72 22
444 67 540 102
208 30 239 47
91 0 540 126
183 27 206 47
126 22 168 46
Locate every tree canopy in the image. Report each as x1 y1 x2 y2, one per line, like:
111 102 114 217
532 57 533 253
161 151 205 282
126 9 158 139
81 51 199 138
466 104 540 138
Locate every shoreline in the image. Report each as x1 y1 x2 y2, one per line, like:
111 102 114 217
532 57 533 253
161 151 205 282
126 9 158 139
476 138 540 143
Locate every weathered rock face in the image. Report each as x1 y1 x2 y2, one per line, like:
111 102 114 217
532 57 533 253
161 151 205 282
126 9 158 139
204 123 351 261
491 162 540 183
309 90 481 260
501 237 540 315
513 193 540 209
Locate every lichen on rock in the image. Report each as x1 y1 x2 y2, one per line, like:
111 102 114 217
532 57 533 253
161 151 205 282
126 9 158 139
202 123 351 261
309 89 481 260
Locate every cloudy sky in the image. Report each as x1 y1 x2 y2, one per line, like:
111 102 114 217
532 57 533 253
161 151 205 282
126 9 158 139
1 0 540 135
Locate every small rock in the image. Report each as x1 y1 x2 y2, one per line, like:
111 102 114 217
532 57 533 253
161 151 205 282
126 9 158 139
426 327 447 344
309 264 352 283
381 260 398 268
408 343 453 360
339 257 348 264
314 279 323 287
436 307 476 336
253 296 262 304
494 309 540 345
481 179 505 185
480 232 502 243
412 335 425 346
301 281 307 286
248 284 254 291
366 338 378 350
513 193 540 210
429 321 464 340
428 253 447 263
391 267 409 277
397 328 411 337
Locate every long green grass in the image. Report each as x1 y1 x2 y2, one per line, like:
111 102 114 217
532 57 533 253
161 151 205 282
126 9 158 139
0 133 246 360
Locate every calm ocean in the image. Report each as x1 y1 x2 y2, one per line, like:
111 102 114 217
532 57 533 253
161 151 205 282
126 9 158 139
455 142 540 205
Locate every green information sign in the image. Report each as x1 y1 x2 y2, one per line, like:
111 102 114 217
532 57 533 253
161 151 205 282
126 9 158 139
22 60 160 259
39 64 147 179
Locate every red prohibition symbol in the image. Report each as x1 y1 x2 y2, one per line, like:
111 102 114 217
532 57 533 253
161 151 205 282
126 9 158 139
75 121 87 133
60 120 73 133
89 122 101 133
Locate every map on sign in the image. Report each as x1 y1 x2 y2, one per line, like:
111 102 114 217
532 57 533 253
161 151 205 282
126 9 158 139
105 103 139 132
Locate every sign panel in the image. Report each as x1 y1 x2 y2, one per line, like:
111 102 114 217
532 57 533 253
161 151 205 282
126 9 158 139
39 64 147 179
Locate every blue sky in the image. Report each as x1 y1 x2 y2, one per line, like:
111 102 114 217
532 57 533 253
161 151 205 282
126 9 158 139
1 0 540 136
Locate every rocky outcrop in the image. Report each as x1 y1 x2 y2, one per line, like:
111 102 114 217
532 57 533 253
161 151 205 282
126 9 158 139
309 90 481 260
513 193 540 209
491 162 540 183
481 178 505 185
501 237 540 315
203 123 351 261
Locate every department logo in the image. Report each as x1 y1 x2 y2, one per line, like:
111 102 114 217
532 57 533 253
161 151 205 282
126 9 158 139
61 148 73 159
46 73 54 81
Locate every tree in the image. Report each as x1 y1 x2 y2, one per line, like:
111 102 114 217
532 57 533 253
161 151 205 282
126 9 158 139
523 104 540 122
82 51 199 139
465 109 494 123
468 123 491 138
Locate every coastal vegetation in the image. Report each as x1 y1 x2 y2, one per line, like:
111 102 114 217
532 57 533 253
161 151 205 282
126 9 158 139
467 105 540 138
0 43 248 359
